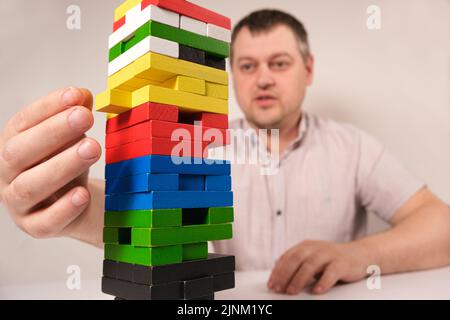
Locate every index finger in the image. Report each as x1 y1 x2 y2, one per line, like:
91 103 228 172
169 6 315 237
2 87 93 141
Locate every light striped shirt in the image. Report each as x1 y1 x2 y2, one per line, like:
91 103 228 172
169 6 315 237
212 111 425 270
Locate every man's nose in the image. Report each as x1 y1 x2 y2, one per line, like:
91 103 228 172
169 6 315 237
256 65 275 90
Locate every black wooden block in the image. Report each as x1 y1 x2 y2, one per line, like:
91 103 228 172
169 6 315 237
103 254 235 285
103 276 216 300
179 45 205 65
189 294 215 300
213 272 235 292
117 261 134 282
114 294 215 301
183 276 214 300
102 277 182 300
205 54 226 70
103 260 118 279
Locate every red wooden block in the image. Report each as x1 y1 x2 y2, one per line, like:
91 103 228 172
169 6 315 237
204 127 231 148
113 16 126 32
105 138 209 164
105 120 229 149
179 112 229 129
141 0 231 30
106 102 179 134
197 113 229 129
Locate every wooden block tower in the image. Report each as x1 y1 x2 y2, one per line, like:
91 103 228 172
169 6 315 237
95 0 235 300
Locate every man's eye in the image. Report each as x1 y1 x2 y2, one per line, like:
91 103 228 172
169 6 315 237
271 61 290 70
240 64 254 72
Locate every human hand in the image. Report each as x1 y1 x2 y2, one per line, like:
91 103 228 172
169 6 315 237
0 87 102 240
268 240 371 295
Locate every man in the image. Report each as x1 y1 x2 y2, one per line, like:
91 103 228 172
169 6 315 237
0 9 449 296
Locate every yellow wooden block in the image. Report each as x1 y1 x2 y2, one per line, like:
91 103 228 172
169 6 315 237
133 85 228 115
107 60 168 92
115 0 141 21
163 76 206 95
107 57 173 91
125 77 157 90
107 52 228 91
107 113 118 120
123 77 161 91
95 89 132 114
99 84 228 115
206 82 229 100
115 84 138 92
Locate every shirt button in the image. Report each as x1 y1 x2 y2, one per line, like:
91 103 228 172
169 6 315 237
276 210 282 216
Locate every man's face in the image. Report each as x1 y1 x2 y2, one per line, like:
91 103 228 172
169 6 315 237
231 24 314 129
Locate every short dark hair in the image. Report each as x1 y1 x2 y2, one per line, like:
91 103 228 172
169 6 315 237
231 9 311 63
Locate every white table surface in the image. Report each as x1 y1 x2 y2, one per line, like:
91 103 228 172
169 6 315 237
1 266 450 300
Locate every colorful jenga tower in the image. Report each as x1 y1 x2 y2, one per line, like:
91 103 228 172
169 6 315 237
95 0 235 300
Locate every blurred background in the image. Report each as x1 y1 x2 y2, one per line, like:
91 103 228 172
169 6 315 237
0 0 448 286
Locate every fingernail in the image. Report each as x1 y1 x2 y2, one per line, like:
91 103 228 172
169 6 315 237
72 190 89 207
68 108 91 131
275 286 281 293
62 87 80 106
314 286 323 294
268 281 273 289
78 140 99 160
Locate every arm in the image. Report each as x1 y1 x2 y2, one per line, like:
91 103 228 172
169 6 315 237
353 186 450 274
268 187 450 295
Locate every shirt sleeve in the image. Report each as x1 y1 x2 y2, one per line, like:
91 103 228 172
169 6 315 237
355 129 426 222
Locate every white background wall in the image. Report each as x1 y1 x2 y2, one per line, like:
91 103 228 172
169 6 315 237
0 0 448 286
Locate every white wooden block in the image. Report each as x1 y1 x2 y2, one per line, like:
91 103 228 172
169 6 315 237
207 24 231 43
144 5 180 29
109 5 179 49
108 36 179 76
109 16 141 49
180 16 207 36
126 4 142 22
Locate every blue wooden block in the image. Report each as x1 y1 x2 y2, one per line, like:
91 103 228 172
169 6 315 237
205 176 232 191
105 155 230 181
106 174 179 195
105 191 233 211
179 175 205 191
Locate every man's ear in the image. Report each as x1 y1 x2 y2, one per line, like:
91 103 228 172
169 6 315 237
305 55 315 86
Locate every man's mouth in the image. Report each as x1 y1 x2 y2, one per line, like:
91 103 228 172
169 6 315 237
255 94 277 107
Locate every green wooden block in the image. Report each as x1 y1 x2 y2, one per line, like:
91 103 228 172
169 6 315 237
103 227 118 244
103 227 132 244
104 209 182 228
131 223 232 247
183 242 208 261
207 207 234 224
182 207 234 225
121 22 151 53
105 244 182 266
109 21 229 62
109 44 122 62
149 21 229 58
